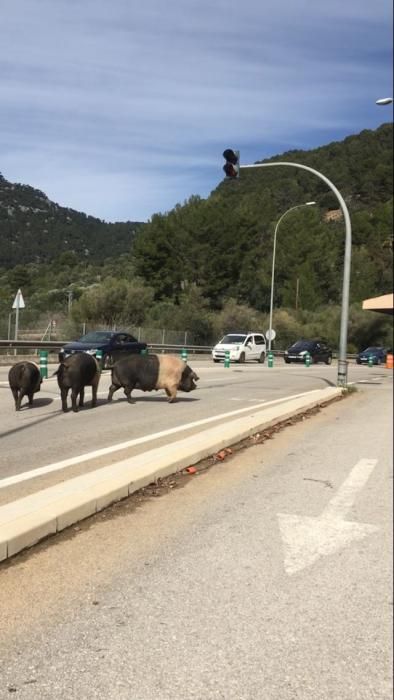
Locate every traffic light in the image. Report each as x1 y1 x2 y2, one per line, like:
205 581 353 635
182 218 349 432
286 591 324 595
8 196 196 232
223 149 240 179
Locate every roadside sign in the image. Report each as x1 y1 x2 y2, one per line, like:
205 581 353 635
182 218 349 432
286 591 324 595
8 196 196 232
265 329 276 341
12 289 25 309
12 289 25 352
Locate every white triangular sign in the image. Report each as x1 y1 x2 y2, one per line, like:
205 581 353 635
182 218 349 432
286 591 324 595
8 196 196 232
12 289 25 309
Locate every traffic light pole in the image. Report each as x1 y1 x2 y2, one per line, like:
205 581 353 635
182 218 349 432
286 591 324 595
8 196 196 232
240 160 352 388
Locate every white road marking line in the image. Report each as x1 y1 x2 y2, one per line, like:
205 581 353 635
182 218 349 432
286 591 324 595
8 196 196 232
1 372 278 388
0 377 59 386
230 397 267 402
0 389 318 489
0 389 111 400
278 458 379 575
51 390 110 401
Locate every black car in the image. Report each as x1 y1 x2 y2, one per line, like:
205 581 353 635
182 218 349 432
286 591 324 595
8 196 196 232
58 331 148 369
284 339 333 364
356 346 387 365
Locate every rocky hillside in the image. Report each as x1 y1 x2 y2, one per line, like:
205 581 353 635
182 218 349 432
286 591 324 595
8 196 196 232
0 174 144 268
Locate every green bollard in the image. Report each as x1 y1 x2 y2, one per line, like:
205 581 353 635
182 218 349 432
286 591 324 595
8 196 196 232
140 347 148 355
181 348 188 362
224 350 230 368
304 352 311 367
368 354 374 367
39 350 48 379
268 352 274 368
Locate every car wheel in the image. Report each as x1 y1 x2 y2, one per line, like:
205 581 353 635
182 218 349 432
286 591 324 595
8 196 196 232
257 352 265 364
325 356 332 365
284 358 291 364
238 352 245 363
213 359 220 363
103 353 114 370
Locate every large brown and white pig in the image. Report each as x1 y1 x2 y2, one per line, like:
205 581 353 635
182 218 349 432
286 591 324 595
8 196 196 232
55 353 100 412
8 361 42 410
108 354 199 404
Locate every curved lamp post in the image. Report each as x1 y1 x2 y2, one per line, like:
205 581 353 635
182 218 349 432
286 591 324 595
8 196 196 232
267 202 315 351
376 97 393 105
239 160 352 387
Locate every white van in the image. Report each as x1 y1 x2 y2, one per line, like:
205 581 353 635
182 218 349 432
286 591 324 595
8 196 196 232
212 332 266 364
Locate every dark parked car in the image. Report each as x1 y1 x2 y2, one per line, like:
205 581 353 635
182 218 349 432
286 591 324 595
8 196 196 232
356 346 387 365
59 331 148 369
284 339 333 364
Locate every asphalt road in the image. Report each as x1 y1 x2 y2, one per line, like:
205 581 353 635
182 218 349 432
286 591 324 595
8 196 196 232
0 376 392 699
0 360 387 488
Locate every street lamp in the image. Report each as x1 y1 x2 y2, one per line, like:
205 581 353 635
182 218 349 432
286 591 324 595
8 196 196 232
376 97 393 105
267 202 316 352
243 162 351 387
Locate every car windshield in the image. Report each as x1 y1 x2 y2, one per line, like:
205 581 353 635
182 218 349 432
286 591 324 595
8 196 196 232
78 332 113 343
289 341 314 352
362 347 380 353
220 335 247 344
126 336 138 343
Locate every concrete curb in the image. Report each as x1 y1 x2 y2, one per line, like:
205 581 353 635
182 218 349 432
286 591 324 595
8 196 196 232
0 386 342 562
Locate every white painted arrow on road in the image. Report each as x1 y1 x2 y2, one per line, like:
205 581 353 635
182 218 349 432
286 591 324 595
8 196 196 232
278 458 379 575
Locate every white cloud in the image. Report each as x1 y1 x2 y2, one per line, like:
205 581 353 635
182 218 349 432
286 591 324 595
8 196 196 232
0 0 392 221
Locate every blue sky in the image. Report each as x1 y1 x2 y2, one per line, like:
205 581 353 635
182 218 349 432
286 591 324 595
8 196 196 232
1 0 392 223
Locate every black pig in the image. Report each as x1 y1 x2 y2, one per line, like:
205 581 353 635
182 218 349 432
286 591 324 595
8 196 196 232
55 353 100 412
108 354 199 404
8 361 42 411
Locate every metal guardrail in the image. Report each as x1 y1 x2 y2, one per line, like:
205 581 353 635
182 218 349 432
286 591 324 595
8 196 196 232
0 339 213 354
0 339 356 360
0 340 64 349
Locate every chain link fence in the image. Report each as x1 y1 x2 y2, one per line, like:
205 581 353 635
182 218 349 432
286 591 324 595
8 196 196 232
0 318 200 349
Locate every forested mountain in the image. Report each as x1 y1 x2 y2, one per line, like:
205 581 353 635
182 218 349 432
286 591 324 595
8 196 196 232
0 123 392 349
0 174 143 267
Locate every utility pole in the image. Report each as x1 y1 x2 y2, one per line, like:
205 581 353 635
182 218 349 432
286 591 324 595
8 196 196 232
66 290 73 314
295 278 300 314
